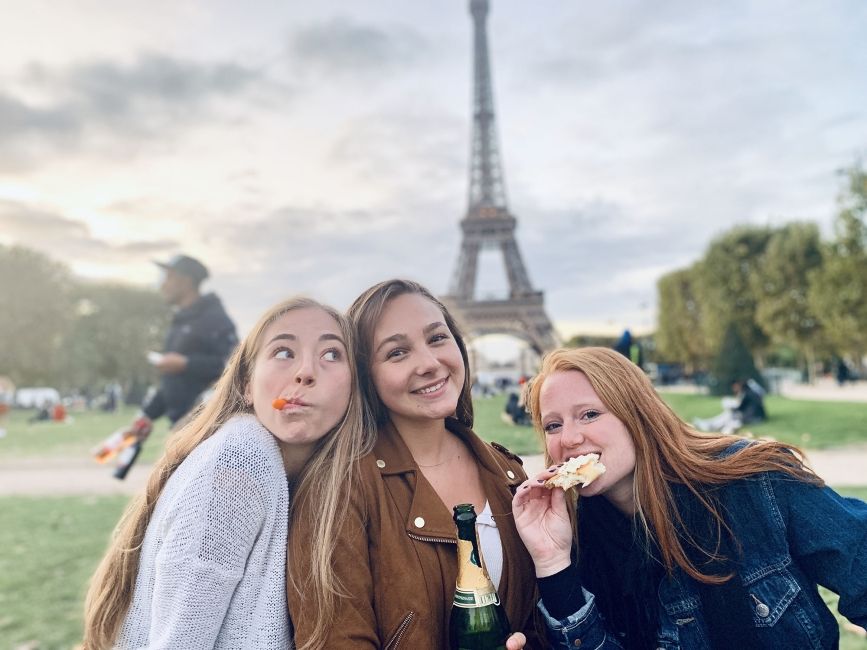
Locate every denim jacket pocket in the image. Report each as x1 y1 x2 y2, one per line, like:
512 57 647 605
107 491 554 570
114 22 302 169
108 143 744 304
742 565 825 649
743 565 800 627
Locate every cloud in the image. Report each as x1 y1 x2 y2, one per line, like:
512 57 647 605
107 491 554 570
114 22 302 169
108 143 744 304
0 200 177 266
288 17 429 76
509 199 709 331
190 198 462 331
329 109 466 203
0 54 263 171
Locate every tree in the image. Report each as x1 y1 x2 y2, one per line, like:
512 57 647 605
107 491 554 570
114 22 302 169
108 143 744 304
752 222 824 379
563 334 618 349
655 265 708 369
63 282 169 393
695 226 773 358
808 164 867 363
0 245 75 385
709 323 763 396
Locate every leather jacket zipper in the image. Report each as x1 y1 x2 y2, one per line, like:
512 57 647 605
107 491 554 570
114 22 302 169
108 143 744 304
385 611 416 650
407 532 457 544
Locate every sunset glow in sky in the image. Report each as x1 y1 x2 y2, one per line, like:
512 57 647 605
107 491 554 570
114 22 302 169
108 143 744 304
2 0 865 346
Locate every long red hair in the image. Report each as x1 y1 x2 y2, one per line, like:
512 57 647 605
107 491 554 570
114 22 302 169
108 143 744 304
524 347 821 584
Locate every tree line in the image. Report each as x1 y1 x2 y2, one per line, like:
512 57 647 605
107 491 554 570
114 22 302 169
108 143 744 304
656 163 867 378
0 245 168 398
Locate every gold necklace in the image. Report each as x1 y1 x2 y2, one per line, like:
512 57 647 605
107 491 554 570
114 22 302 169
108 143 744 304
416 453 462 468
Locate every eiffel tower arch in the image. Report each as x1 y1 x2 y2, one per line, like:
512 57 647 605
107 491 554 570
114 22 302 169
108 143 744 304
442 0 559 356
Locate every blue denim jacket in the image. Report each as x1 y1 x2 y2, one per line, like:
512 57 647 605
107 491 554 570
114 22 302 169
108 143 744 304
539 472 867 649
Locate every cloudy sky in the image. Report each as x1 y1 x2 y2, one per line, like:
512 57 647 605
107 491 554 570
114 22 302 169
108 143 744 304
1 0 865 349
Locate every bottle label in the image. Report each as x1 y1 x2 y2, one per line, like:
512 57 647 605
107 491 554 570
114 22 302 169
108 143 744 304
454 538 501 609
453 587 501 609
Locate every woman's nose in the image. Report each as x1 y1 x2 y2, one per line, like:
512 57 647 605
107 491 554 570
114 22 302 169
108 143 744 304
415 346 440 374
561 424 585 448
295 356 316 385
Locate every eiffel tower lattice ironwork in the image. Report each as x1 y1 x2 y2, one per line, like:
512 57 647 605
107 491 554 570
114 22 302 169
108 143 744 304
442 0 558 355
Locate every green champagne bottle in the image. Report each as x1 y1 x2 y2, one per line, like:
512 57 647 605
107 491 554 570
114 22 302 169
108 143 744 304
449 503 511 650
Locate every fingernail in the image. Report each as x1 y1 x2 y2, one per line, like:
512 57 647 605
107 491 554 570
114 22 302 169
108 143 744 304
557 463 564 467
522 485 529 489
536 479 545 484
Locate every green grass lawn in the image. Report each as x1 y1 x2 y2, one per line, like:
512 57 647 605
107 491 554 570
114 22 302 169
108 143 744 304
0 495 129 649
1 397 865 648
2 490 865 649
2 393 864 463
473 391 867 455
473 395 542 455
660 392 867 448
0 406 171 464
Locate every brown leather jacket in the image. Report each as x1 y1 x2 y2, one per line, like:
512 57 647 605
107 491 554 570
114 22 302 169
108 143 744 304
287 417 545 649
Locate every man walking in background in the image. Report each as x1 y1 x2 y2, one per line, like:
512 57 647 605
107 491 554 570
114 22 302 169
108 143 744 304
116 254 238 477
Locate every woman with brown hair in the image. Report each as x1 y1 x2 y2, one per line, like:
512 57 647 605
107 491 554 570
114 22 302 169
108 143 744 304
513 346 867 649
83 297 372 649
288 279 542 649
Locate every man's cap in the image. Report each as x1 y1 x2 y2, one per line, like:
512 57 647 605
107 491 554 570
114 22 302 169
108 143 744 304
154 254 209 283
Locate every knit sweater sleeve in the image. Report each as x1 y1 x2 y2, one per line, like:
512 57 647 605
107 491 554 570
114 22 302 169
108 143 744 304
146 448 268 646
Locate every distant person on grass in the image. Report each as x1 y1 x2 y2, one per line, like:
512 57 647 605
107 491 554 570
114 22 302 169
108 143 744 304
613 328 643 370
503 376 532 426
0 376 12 438
694 378 767 435
124 254 239 444
83 297 371 648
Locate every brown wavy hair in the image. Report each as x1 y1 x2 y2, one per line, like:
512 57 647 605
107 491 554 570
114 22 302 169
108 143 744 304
346 278 474 430
83 297 372 649
523 346 822 584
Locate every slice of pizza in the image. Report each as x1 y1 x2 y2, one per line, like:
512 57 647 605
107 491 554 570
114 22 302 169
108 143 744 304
544 453 606 490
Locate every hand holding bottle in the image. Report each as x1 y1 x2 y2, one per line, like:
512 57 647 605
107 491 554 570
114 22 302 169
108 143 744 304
512 467 574 578
129 415 153 441
91 415 153 464
111 414 153 480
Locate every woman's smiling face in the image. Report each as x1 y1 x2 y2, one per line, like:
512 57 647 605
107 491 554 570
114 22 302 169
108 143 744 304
369 293 465 429
539 369 636 507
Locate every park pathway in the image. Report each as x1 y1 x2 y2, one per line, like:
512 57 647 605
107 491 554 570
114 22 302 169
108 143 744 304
1 379 865 496
1 445 865 496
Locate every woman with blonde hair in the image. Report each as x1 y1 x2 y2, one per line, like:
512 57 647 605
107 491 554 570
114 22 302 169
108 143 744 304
83 297 371 649
513 346 867 649
288 279 542 649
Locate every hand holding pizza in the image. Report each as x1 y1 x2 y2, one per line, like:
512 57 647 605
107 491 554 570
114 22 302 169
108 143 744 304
512 465 574 578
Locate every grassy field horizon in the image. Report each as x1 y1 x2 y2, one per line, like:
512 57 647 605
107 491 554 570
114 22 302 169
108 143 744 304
1 397 865 648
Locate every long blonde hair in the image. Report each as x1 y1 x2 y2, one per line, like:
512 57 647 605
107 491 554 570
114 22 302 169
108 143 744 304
524 347 821 584
83 297 372 649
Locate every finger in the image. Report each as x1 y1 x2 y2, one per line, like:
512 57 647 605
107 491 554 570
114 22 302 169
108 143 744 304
549 483 573 518
512 481 552 509
533 465 561 482
506 632 526 650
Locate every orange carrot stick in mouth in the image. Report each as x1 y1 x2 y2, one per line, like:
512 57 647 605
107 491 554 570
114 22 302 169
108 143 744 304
272 398 288 410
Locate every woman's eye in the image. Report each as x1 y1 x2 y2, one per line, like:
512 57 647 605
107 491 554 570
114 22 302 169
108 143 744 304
543 422 562 434
322 348 341 362
581 409 601 421
274 348 293 360
385 348 406 360
429 332 449 344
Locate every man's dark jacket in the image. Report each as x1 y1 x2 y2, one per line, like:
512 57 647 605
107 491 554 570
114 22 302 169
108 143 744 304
143 293 238 424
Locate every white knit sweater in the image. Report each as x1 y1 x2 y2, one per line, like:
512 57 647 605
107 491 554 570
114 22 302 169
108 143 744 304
116 414 291 649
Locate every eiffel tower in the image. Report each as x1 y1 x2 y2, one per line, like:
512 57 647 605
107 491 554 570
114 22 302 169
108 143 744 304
442 0 558 355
